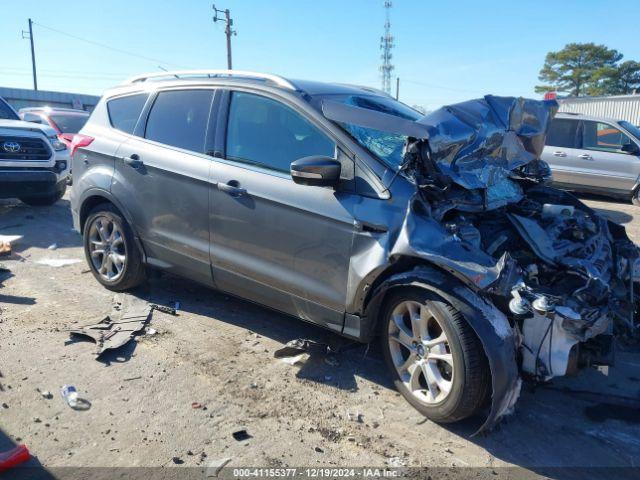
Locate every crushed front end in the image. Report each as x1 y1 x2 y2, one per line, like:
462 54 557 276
324 94 640 430
401 95 639 386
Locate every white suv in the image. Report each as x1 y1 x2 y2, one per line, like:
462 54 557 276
0 96 71 206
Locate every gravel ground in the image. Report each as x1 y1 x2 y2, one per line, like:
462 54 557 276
1 192 639 479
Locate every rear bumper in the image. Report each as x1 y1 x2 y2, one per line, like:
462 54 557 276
0 170 65 198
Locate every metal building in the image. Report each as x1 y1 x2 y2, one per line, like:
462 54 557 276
558 94 640 125
0 86 100 112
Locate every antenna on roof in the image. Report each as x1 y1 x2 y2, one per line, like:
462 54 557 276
379 1 395 95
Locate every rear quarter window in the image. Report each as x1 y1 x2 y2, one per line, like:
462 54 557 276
107 93 148 134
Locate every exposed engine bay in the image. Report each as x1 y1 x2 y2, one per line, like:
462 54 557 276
401 95 639 382
323 94 640 430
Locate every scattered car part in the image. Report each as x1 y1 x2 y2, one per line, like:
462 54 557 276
232 429 251 441
69 294 152 357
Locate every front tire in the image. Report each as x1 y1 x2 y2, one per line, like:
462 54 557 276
632 189 640 207
380 288 490 423
83 203 146 291
20 184 66 206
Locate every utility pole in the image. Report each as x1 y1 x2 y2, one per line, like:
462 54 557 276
379 1 394 95
396 77 400 100
212 4 236 70
22 18 38 90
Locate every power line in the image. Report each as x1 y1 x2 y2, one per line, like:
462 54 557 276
32 21 188 69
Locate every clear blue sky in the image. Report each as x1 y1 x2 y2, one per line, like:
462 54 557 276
3 0 640 110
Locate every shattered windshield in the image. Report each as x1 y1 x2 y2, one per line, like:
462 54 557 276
321 94 423 168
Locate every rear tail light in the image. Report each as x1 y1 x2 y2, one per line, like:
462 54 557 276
69 134 94 158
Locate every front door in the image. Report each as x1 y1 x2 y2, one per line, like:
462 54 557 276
578 120 639 193
209 90 357 332
112 88 216 285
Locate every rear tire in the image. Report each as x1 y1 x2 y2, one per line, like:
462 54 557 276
380 288 490 423
20 184 66 206
83 203 146 291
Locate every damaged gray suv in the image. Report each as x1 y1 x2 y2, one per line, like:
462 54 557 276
70 70 640 431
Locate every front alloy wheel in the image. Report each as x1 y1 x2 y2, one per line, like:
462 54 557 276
387 300 454 404
381 288 490 423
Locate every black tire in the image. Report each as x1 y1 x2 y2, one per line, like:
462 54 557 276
380 288 490 423
632 189 640 207
83 203 146 291
20 184 66 206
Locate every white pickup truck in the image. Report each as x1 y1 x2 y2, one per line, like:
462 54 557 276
0 96 71 206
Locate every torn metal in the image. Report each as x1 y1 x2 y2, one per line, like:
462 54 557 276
326 95 640 432
69 294 152 357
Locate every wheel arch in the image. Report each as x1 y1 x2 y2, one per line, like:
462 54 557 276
78 189 146 261
364 264 521 434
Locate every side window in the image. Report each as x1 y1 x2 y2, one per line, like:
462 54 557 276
582 121 632 153
546 118 579 148
226 91 335 172
107 93 148 134
22 113 45 124
145 90 214 153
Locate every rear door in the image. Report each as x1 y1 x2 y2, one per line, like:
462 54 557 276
543 117 583 187
208 89 358 332
112 88 217 286
578 120 639 193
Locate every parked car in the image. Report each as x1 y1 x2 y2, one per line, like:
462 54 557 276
542 112 640 205
70 71 639 432
19 107 90 148
0 96 71 205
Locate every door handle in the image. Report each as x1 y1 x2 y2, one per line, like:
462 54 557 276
123 154 143 169
553 151 567 157
578 154 593 160
218 180 247 197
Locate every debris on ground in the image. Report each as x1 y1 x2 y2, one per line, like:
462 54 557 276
47 243 58 250
274 339 331 359
0 444 30 473
347 411 364 423
191 402 203 409
206 457 231 478
232 429 251 441
69 294 152 358
0 235 22 257
38 389 53 399
150 303 178 316
60 385 91 410
36 258 82 267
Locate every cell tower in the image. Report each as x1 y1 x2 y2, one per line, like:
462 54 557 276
380 1 394 94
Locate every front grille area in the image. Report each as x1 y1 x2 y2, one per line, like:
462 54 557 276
0 135 51 161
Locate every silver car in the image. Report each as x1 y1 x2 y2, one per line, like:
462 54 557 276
70 72 640 432
542 112 640 204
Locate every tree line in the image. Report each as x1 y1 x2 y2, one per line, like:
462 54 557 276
536 43 640 97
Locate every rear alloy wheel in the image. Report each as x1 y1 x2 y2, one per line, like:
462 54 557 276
380 289 490 423
83 204 145 291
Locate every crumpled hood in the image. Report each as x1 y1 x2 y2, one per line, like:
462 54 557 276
415 95 558 191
